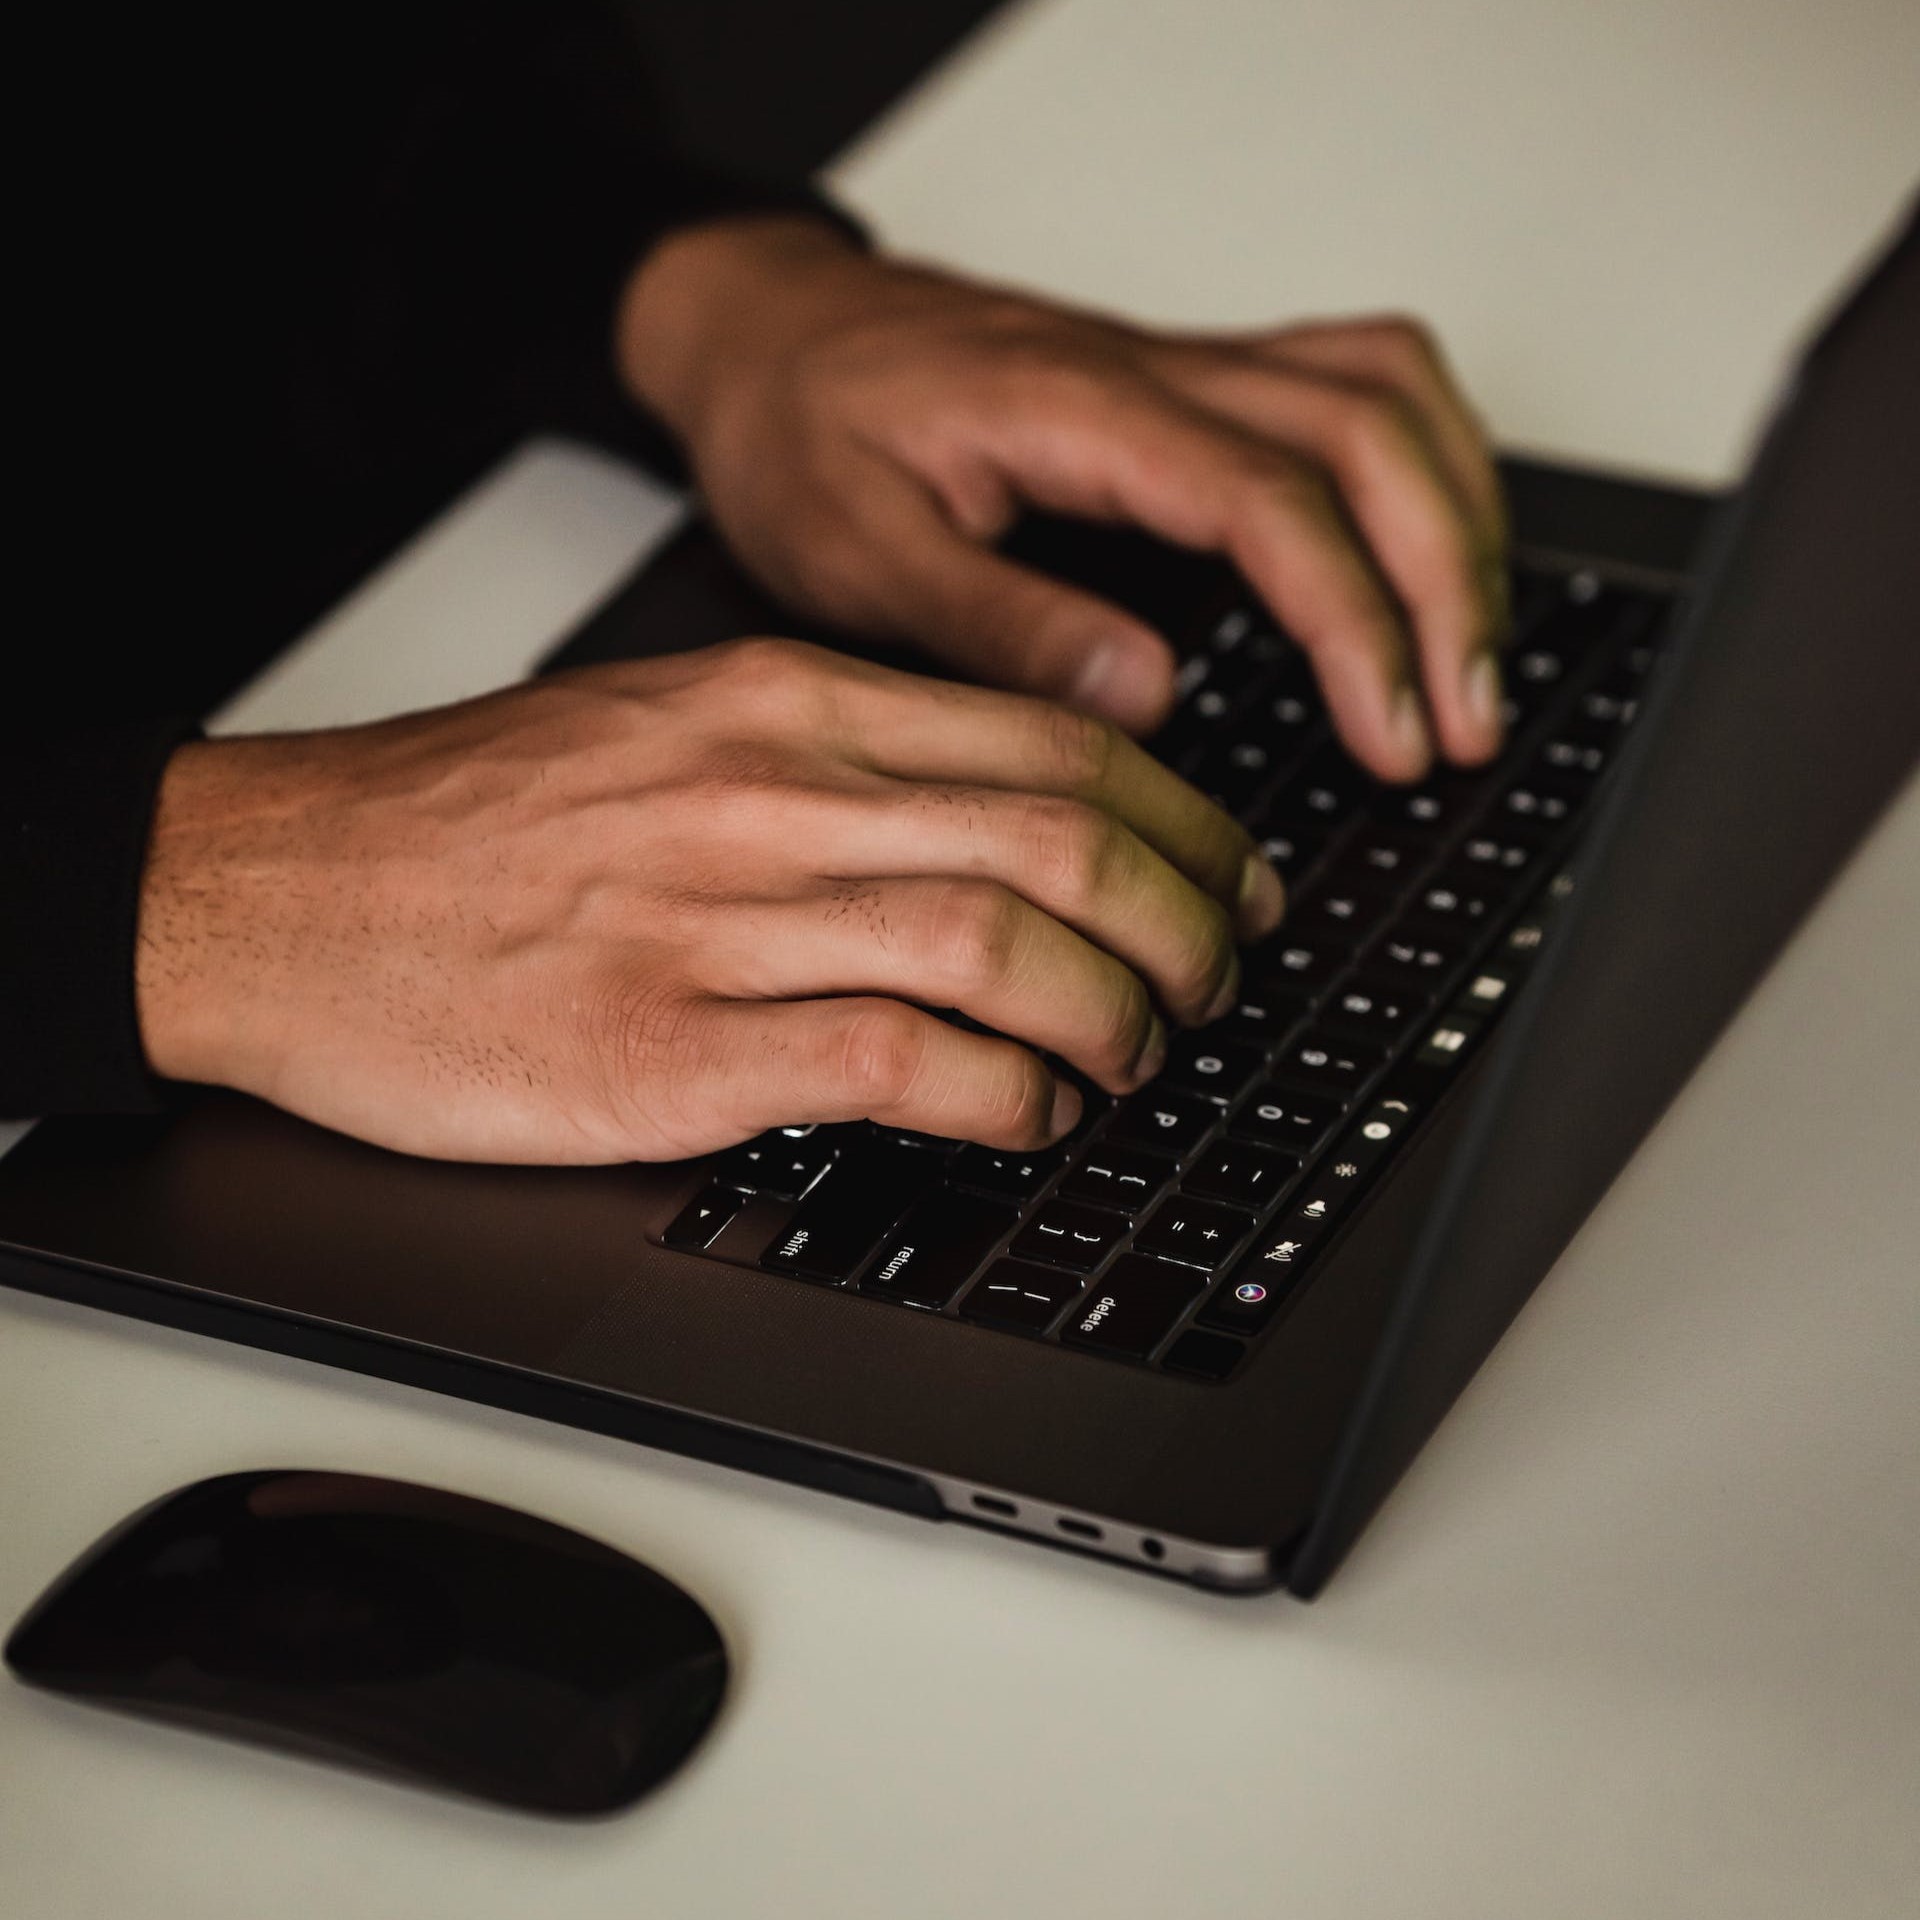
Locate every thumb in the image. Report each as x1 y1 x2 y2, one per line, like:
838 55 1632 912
844 488 1179 734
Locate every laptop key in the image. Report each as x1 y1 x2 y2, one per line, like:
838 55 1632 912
1538 734 1611 778
1230 1083 1346 1153
1183 1141 1302 1209
1289 745 1365 823
1457 828 1551 876
1136 1196 1256 1272
714 1134 837 1201
1196 1263 1307 1335
949 1142 1066 1201
1011 1200 1130 1272
1201 1213 1330 1330
1251 818 1328 880
1193 737 1282 815
661 1185 744 1252
1215 985 1310 1047
1323 975 1433 1042
1383 772 1486 838
1289 880 1397 944
1271 1028 1388 1097
1249 934 1354 994
1157 1034 1269 1103
858 1189 1018 1309
760 1144 941 1284
1499 777 1585 827
960 1259 1086 1335
1106 1087 1218 1155
1059 1254 1207 1360
1408 867 1506 928
1058 1145 1177 1213
1160 1327 1248 1381
1366 927 1470 984
1326 826 1432 885
1415 1010 1488 1069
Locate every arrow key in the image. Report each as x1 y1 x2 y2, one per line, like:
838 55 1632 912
662 1184 744 1252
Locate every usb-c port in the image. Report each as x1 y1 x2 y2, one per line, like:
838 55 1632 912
1056 1517 1103 1541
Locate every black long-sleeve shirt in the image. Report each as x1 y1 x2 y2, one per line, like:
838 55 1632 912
1 3 858 1117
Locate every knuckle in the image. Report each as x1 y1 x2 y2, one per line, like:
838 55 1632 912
836 1000 929 1112
1332 386 1419 464
1231 454 1334 545
590 975 686 1078
583 979 716 1142
1023 795 1120 905
705 634 849 744
1368 312 1441 374
691 738 796 802
1037 702 1118 791
715 633 830 695
1005 334 1102 397
932 881 1025 991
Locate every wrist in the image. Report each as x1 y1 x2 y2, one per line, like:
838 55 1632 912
615 213 868 447
134 737 298 1093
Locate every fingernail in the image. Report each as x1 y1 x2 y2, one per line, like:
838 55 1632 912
1070 641 1125 713
1069 636 1169 733
1464 651 1504 747
1236 851 1287 940
1047 1079 1085 1141
1130 1014 1168 1087
1203 953 1241 1025
1391 686 1432 774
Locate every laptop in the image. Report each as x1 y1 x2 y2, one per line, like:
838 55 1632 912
2 213 1913 1595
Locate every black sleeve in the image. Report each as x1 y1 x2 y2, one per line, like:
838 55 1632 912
289 0 869 484
0 722 200 1116
5 2 868 1118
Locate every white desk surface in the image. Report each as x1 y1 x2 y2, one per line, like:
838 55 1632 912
4 4 1918 1916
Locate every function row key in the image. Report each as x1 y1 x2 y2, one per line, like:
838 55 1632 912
1200 1098 1418 1333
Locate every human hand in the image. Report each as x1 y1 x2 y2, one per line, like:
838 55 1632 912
618 217 1508 779
135 642 1283 1163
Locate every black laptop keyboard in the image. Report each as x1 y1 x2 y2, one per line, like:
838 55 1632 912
657 561 1677 1382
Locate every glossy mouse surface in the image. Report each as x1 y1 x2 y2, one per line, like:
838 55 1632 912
4 1470 729 1815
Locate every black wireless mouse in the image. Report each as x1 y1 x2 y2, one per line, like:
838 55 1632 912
3 1470 729 1815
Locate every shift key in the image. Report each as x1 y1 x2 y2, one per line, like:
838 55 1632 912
1060 1254 1206 1360
761 1144 940 1284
